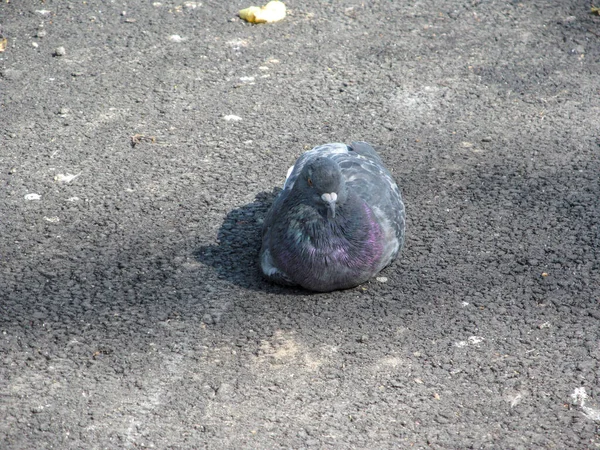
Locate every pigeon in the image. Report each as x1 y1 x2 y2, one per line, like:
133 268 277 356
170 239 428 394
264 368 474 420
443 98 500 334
259 142 405 292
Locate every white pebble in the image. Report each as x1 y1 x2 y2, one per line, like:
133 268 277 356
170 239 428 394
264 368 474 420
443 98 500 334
467 336 484 345
223 115 242 121
376 276 388 282
25 193 41 201
55 173 81 184
168 35 184 42
44 216 60 223
572 387 587 404
183 1 201 8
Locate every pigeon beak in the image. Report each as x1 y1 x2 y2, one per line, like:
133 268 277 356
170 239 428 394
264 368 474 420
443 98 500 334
321 192 338 219
327 201 336 219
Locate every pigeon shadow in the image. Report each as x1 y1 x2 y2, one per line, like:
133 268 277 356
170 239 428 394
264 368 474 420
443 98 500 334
194 189 312 294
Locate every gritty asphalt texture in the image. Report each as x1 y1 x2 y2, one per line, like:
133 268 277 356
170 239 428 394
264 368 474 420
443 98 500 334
1 0 600 448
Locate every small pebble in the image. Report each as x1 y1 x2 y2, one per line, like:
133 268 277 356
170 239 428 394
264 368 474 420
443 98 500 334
482 136 492 142
202 313 215 325
223 115 242 121
55 173 80 183
216 383 234 399
1 69 22 81
467 336 484 345
25 193 41 201
168 35 184 42
32 42 39 48
36 29 47 38
183 1 201 9
53 46 66 56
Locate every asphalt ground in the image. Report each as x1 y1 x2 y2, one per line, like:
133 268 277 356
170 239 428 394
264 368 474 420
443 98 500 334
1 0 600 448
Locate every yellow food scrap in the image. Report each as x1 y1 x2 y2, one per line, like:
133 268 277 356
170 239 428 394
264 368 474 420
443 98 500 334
239 1 286 23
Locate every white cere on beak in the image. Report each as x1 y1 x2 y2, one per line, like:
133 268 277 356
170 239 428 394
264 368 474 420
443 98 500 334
321 192 338 203
321 192 338 219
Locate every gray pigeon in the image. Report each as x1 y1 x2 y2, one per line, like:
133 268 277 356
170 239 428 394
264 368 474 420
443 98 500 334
259 142 405 292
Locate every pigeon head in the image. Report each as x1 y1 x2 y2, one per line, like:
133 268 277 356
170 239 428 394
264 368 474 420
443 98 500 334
300 157 347 219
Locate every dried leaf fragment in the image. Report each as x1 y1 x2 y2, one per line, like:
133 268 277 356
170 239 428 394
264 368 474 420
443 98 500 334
239 1 286 23
131 134 157 147
0 38 7 53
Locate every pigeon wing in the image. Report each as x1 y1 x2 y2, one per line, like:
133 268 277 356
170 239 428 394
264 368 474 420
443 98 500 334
335 142 405 246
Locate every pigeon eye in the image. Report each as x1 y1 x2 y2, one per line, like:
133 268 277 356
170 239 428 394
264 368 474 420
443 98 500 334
307 178 313 187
